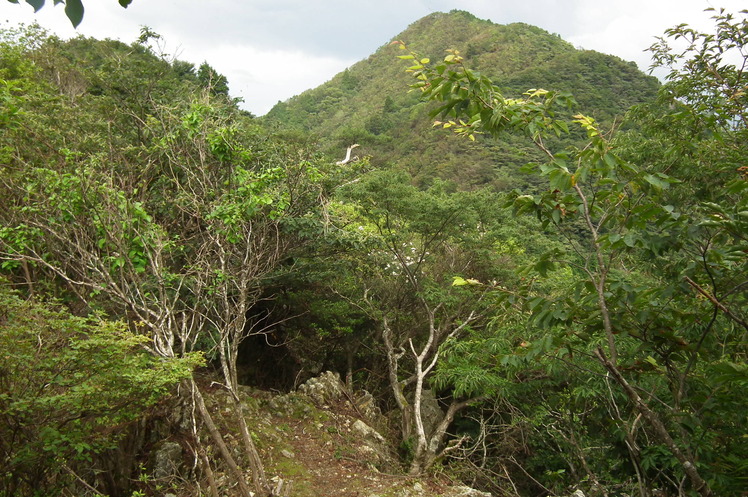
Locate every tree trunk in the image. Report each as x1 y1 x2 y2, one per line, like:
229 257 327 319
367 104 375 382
198 449 220 497
409 397 476 474
409 358 428 474
382 318 412 440
188 379 255 497
230 391 270 496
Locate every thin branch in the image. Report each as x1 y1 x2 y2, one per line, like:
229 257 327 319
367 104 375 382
685 276 748 332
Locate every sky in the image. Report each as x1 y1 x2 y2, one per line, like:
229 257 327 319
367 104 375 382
2 0 745 115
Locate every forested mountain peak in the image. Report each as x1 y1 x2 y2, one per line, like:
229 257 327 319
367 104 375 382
265 10 658 188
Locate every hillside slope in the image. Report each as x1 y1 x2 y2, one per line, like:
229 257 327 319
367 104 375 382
265 10 659 189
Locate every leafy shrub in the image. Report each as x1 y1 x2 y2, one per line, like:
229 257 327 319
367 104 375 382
0 281 200 496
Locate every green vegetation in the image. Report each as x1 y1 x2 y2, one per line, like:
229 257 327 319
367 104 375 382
0 7 746 497
393 7 747 495
0 281 199 496
264 11 659 190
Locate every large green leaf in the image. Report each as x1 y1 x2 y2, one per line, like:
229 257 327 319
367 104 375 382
64 0 84 27
24 0 45 11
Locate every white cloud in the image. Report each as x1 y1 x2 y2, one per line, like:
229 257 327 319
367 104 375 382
183 44 355 115
3 0 747 115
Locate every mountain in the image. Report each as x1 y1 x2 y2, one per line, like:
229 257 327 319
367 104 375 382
265 10 659 189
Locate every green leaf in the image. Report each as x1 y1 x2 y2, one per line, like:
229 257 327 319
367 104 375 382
548 168 573 191
452 276 481 286
24 0 45 11
553 120 569 135
623 232 636 248
64 0 84 27
603 152 619 169
118 0 132 6
550 208 561 224
643 173 669 190
644 356 661 370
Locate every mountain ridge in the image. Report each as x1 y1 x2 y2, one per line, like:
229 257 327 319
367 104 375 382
264 10 659 189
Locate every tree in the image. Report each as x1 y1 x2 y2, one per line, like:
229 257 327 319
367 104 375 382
395 7 747 495
6 0 133 28
1 97 325 496
197 62 230 97
333 171 508 473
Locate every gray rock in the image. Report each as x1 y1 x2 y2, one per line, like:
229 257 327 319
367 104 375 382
354 389 383 420
350 419 394 469
281 449 295 458
419 389 444 438
447 485 493 497
352 419 386 444
152 441 182 480
267 392 312 417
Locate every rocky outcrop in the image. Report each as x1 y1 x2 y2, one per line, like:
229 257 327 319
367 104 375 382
298 370 345 405
148 372 495 496
353 388 383 421
447 485 493 497
297 370 384 422
297 372 397 469
351 418 391 468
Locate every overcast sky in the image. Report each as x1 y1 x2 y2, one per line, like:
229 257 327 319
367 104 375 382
2 0 745 115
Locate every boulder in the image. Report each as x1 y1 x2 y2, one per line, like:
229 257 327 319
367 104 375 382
151 441 183 480
393 482 492 497
447 485 493 497
351 419 395 469
354 389 383 421
352 419 386 444
419 389 444 437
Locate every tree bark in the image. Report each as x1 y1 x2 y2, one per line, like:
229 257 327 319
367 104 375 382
382 317 412 440
409 397 479 474
198 449 220 497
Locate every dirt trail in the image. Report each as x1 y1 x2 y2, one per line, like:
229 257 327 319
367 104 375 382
265 406 451 497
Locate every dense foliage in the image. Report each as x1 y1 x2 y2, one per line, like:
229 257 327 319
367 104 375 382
0 281 199 496
0 24 333 497
393 7 747 496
